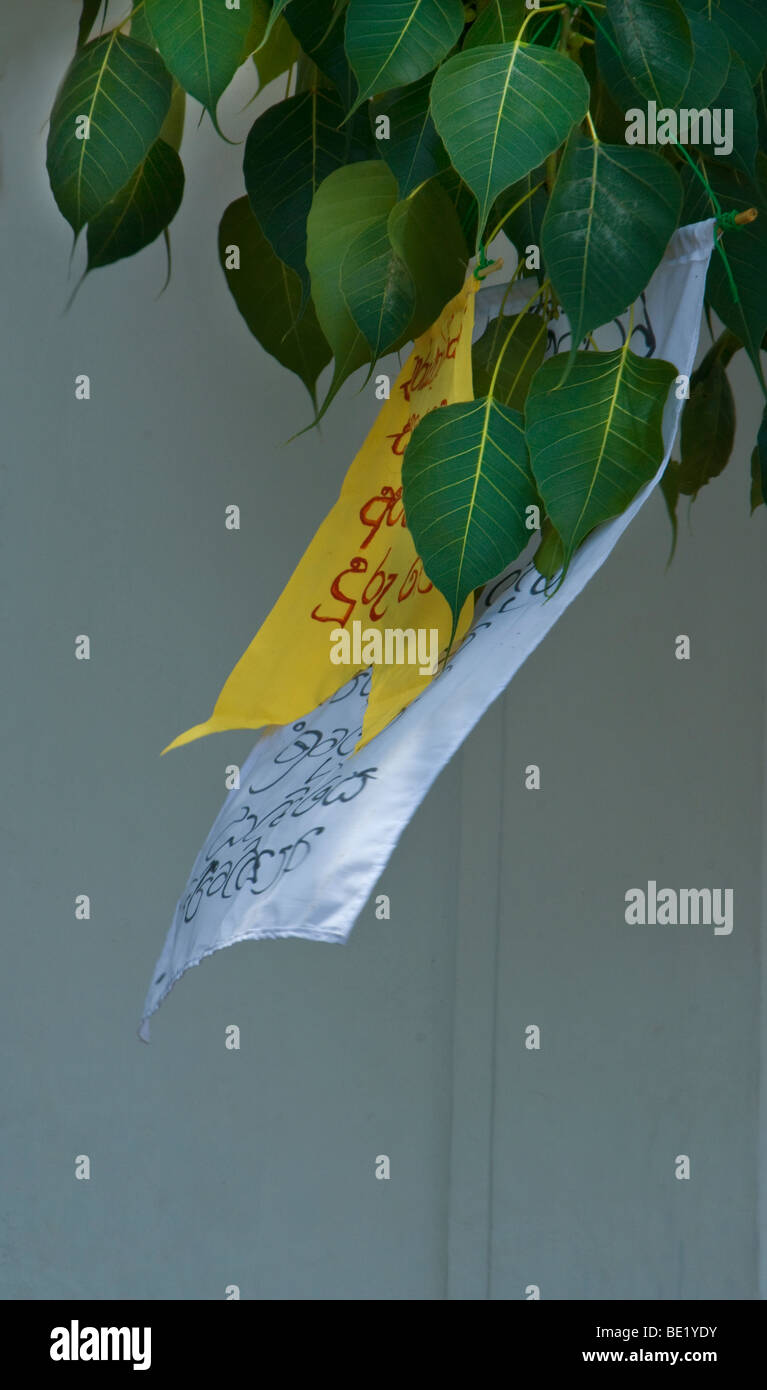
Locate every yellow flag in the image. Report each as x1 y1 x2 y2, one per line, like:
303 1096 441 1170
164 275 480 754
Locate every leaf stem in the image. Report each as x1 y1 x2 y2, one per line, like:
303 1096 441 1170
488 278 551 400
486 179 545 244
513 4 567 59
117 1 144 33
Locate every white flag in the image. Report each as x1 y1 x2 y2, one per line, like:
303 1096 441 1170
140 219 715 1039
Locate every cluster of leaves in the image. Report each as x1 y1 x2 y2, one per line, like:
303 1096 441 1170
48 0 767 628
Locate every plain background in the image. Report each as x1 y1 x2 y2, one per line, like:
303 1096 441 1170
2 0 765 1299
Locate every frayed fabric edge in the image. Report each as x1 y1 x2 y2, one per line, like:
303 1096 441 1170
137 924 347 1042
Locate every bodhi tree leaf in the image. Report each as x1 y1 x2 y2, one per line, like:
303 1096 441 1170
402 398 538 637
252 15 301 92
254 0 294 51
387 179 468 338
750 450 765 509
159 82 187 151
86 138 184 269
341 219 416 359
306 161 398 414
533 518 565 580
438 168 479 248
472 310 547 411
607 0 694 107
682 158 767 376
678 346 736 495
370 74 449 198
751 404 767 509
288 0 357 104
599 9 729 112
218 197 330 407
430 43 589 239
129 6 156 46
47 32 172 234
244 90 374 302
709 52 758 174
542 132 681 353
659 458 682 557
239 0 269 59
486 166 548 267
345 0 464 110
756 65 767 150
679 11 731 104
77 0 103 48
464 0 527 48
683 0 767 83
145 0 251 124
525 346 677 569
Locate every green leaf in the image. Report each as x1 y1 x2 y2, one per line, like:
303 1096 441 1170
472 310 547 410
159 81 187 151
130 6 156 47
680 11 731 103
255 0 294 50
430 43 589 240
402 398 538 635
438 168 479 248
77 0 103 48
464 0 527 48
218 197 331 407
683 0 767 82
659 458 681 558
755 66 767 150
541 132 681 353
677 340 736 496
86 138 184 269
608 0 694 107
600 9 729 111
682 158 767 375
345 0 464 109
533 517 565 580
751 404 766 509
709 52 757 174
244 89 374 301
486 166 548 263
341 220 416 358
145 0 251 122
370 74 449 198
239 0 270 59
525 347 677 568
750 450 765 508
288 0 357 103
387 179 469 339
46 33 172 235
253 14 300 91
306 161 398 413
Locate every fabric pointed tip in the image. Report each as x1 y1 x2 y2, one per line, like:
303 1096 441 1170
161 713 273 754
138 1019 151 1044
160 721 214 755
